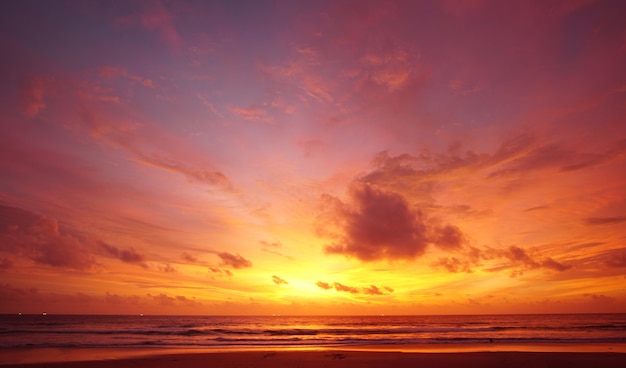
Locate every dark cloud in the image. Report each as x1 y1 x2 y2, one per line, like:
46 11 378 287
0 205 96 270
605 248 626 268
584 217 626 226
316 281 393 295
319 182 468 262
333 282 360 293
316 281 332 290
99 241 145 264
322 183 430 261
431 224 466 250
218 252 252 269
272 275 288 285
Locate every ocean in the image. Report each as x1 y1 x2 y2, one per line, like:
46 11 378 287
1 314 625 349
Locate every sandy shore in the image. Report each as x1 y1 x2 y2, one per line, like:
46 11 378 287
1 346 626 368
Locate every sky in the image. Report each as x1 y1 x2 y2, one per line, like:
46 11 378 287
0 0 625 315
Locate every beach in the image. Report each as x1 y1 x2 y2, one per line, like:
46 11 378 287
2 345 626 368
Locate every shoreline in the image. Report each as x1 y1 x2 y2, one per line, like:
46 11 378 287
2 343 626 366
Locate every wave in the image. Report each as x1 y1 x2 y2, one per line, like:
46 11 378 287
2 314 626 349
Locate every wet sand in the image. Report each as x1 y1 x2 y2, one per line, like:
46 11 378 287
1 345 626 368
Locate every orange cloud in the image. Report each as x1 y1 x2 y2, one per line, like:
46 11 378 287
272 275 288 285
218 252 252 269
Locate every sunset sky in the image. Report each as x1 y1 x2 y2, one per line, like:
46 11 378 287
1 0 625 315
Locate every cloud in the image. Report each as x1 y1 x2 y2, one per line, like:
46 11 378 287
431 224 466 250
319 182 468 262
584 293 616 304
561 139 626 172
98 66 155 88
138 1 183 50
260 240 293 260
333 282 360 293
0 205 96 270
604 249 626 268
182 252 197 262
584 217 626 226
315 281 333 290
158 264 177 273
431 257 475 273
105 292 141 305
484 246 572 277
19 76 47 117
147 293 201 307
135 153 233 191
218 252 252 269
363 285 383 295
322 182 429 261
0 257 13 270
315 281 393 295
99 241 145 264
272 275 288 285
209 267 233 277
432 245 571 276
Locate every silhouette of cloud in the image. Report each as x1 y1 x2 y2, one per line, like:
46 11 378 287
322 183 429 261
272 275 288 285
0 205 96 270
218 252 252 269
431 224 466 250
99 241 145 265
319 182 468 262
315 281 393 295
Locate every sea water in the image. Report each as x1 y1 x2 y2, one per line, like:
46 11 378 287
1 314 625 348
